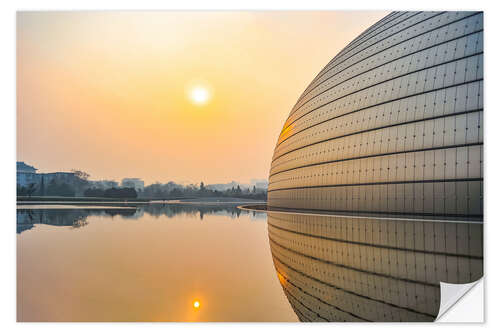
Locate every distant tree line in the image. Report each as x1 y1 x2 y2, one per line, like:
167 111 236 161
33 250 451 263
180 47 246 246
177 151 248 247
84 187 138 199
17 169 267 201
139 181 267 200
45 181 75 196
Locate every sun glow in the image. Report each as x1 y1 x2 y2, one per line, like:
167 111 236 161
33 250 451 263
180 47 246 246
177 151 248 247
189 86 211 105
193 300 200 309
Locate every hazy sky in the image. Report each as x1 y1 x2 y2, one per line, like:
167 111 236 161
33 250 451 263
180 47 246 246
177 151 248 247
17 11 388 185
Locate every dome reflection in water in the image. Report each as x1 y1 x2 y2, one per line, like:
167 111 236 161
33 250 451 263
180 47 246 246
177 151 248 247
267 212 483 322
265 10 484 322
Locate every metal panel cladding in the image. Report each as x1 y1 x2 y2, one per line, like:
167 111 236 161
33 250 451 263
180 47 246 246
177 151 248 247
268 11 483 218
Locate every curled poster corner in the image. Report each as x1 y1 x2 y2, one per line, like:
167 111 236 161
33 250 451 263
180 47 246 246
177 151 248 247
435 278 484 322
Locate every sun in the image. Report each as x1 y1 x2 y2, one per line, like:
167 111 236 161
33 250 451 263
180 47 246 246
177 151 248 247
193 300 200 309
189 86 211 106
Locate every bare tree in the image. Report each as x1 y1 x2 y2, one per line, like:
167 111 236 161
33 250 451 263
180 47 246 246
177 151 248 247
71 169 90 181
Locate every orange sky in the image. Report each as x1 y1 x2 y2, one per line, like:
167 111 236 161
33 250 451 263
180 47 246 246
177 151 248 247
17 11 388 185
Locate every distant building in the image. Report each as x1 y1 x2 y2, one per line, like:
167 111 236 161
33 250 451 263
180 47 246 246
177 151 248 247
42 172 78 185
17 161 78 195
88 180 119 190
17 162 40 187
250 179 269 189
17 161 37 173
254 181 268 190
121 178 144 191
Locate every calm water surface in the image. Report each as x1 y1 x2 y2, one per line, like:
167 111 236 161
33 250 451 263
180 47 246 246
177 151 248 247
17 203 298 322
266 211 483 322
17 203 484 322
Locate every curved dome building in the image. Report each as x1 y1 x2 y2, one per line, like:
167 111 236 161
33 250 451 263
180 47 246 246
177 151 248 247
265 11 484 322
268 11 483 218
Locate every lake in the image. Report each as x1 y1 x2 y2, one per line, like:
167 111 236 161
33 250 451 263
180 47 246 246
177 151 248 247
17 202 483 322
16 203 298 322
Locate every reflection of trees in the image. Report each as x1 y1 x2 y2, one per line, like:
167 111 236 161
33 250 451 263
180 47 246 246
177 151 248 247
72 217 89 228
141 203 254 220
16 204 266 234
